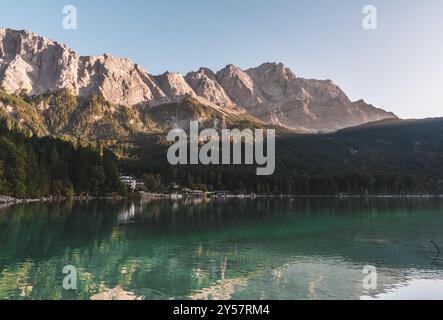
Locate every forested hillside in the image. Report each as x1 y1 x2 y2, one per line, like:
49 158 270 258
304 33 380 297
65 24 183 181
0 120 126 198
2 84 443 196
121 118 443 195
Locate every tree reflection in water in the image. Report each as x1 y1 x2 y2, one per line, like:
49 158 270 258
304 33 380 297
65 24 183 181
0 198 443 300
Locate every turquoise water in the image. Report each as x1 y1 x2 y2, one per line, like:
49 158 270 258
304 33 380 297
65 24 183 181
0 198 443 300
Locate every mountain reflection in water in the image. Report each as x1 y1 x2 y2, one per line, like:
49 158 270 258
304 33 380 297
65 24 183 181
0 197 442 300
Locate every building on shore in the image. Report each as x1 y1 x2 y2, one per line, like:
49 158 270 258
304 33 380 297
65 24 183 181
119 176 137 192
208 190 232 199
183 188 205 198
140 192 183 199
135 180 145 191
167 183 181 192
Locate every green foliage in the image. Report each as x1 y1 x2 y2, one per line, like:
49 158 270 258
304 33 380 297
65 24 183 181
0 120 124 198
0 88 48 136
121 118 443 195
2 86 442 196
142 173 162 192
0 90 142 141
33 89 78 135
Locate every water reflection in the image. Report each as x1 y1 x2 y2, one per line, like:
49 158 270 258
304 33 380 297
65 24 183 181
0 198 442 300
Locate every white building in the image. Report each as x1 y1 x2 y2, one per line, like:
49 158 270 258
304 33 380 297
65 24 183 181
119 176 137 191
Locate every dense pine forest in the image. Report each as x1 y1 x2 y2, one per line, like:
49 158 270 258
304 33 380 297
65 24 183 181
121 118 443 195
2 85 443 197
2 114 443 197
0 120 126 198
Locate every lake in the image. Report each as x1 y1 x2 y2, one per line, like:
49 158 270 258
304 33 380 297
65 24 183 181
0 197 443 300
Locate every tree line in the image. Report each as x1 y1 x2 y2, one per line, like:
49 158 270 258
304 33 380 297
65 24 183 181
0 120 126 198
121 118 443 195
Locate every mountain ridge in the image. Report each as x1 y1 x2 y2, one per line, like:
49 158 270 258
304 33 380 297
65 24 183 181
0 28 397 134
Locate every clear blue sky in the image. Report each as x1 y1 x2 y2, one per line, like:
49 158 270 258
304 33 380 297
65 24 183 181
1 0 442 119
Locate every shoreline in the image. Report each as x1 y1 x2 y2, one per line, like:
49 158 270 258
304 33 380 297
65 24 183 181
2 193 443 206
0 195 126 205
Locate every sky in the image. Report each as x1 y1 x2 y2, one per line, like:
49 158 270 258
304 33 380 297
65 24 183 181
1 0 442 119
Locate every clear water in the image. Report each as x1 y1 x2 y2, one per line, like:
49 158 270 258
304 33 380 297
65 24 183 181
0 198 443 300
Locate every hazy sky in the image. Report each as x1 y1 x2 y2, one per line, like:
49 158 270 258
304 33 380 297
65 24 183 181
1 0 442 119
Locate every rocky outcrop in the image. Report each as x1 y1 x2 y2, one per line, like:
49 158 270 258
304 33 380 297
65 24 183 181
216 64 263 109
0 29 188 107
215 62 396 132
153 72 195 101
185 68 237 110
0 28 397 133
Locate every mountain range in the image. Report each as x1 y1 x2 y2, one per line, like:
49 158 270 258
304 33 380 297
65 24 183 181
0 28 396 138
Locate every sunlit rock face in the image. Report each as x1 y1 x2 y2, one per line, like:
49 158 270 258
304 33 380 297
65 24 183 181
215 62 397 132
185 68 237 110
0 28 397 133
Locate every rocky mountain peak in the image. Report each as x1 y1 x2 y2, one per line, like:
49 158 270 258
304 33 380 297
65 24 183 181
154 72 195 100
185 68 236 110
196 67 216 80
216 64 262 108
0 28 397 133
247 62 296 81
